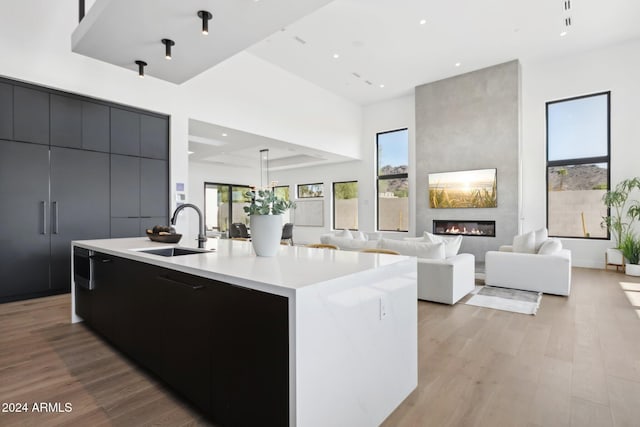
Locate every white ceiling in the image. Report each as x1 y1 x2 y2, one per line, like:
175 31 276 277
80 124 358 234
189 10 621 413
188 119 354 171
72 0 334 83
70 0 640 168
248 0 640 105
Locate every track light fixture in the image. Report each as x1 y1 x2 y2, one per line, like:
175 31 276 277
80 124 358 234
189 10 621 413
161 39 175 60
197 10 213 35
135 60 147 78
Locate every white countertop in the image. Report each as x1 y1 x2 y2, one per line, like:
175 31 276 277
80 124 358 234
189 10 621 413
73 237 413 295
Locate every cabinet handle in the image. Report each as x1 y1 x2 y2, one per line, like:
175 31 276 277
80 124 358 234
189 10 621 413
41 201 47 235
52 201 59 235
157 275 204 290
89 255 113 263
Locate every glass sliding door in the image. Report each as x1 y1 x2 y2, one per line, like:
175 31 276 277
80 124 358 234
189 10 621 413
231 186 251 229
205 183 250 234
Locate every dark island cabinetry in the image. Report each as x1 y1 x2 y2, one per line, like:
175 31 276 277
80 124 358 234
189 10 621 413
75 251 289 426
0 76 169 303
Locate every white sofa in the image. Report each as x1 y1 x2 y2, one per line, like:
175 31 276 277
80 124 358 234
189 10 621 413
319 231 475 304
485 245 572 296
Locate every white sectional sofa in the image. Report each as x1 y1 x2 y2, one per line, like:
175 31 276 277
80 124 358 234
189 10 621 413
485 229 572 296
320 231 475 304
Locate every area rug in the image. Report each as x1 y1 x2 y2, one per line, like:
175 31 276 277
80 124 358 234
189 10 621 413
465 285 542 315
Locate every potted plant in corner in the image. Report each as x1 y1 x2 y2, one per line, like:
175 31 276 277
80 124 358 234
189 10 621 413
602 177 640 269
619 233 640 276
244 188 295 257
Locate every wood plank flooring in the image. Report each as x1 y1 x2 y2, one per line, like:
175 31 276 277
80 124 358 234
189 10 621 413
1 267 639 426
383 268 640 427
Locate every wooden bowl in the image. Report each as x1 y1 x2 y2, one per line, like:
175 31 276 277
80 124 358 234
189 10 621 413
146 231 182 244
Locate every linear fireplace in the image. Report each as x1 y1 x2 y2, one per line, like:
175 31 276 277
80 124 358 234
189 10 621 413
433 220 496 237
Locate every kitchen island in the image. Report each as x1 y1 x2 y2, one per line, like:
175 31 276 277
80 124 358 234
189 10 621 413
71 237 417 427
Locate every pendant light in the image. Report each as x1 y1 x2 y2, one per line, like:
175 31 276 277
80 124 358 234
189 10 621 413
197 10 213 35
161 39 175 60
135 60 147 78
260 149 269 189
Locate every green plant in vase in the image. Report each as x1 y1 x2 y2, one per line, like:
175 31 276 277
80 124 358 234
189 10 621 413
601 177 640 247
243 188 296 257
619 233 640 265
243 188 295 216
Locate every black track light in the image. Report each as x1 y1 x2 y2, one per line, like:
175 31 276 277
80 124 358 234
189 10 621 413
197 10 212 35
135 60 147 78
161 39 175 60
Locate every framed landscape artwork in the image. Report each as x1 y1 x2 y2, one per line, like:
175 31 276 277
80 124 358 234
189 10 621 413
428 168 497 208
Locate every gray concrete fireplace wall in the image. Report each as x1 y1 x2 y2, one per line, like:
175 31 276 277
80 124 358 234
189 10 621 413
415 60 520 261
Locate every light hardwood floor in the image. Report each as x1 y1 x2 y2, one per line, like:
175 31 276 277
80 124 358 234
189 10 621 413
1 267 639 426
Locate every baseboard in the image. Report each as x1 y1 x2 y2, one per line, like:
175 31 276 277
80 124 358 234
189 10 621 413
0 288 70 304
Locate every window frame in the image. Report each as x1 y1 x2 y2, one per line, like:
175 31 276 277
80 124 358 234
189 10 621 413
545 91 611 240
376 128 409 232
332 180 359 231
203 182 251 233
297 182 324 199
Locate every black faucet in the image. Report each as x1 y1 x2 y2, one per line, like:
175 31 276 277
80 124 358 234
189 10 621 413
170 204 207 249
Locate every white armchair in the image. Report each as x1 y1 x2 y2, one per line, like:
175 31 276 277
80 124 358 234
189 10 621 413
417 253 475 304
485 246 571 296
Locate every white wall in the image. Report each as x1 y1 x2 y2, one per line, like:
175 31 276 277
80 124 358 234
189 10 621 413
187 94 416 244
0 1 362 240
361 95 417 238
275 94 416 244
520 38 640 268
270 161 364 244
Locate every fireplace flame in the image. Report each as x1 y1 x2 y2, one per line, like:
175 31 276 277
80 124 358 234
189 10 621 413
445 226 485 235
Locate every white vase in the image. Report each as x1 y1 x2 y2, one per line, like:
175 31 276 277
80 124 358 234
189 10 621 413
250 214 283 257
606 248 624 266
625 263 640 276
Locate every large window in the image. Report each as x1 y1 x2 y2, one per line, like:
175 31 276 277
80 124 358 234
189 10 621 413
297 183 324 198
377 129 409 232
546 92 610 239
204 183 251 233
333 181 358 230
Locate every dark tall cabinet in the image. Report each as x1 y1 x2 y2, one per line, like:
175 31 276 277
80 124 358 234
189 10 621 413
0 77 170 302
0 141 51 298
50 147 111 291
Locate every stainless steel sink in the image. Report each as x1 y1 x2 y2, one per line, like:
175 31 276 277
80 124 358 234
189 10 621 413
133 247 213 257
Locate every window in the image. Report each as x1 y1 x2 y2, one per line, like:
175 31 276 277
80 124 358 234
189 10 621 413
274 185 291 224
333 181 358 230
204 183 251 233
546 92 610 239
377 128 409 231
297 183 324 198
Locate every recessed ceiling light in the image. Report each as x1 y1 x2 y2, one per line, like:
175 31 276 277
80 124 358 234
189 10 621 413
379 84 385 88
222 133 228 137
188 151 194 155
333 53 340 59
419 19 427 25
560 31 568 37
455 62 461 67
